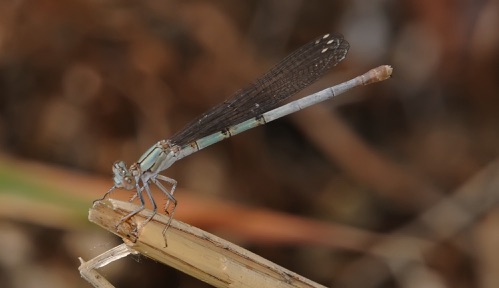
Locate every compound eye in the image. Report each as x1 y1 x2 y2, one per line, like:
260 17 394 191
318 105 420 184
112 161 135 189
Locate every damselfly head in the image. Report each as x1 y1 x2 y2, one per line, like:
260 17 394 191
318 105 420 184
112 161 135 190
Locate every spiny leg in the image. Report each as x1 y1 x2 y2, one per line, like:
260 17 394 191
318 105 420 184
128 177 152 203
117 183 146 229
154 174 177 214
152 177 178 236
137 180 158 230
128 189 139 202
127 183 147 204
93 185 117 204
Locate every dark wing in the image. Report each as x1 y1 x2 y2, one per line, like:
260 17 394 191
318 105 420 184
170 33 349 146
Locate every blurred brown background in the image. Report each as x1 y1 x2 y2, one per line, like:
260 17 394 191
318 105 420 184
1 0 499 287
